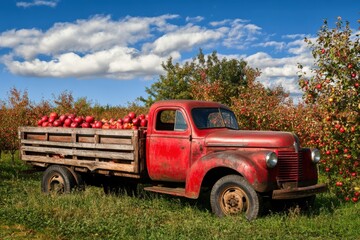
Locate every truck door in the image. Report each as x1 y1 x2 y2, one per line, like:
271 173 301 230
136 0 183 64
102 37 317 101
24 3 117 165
147 108 191 182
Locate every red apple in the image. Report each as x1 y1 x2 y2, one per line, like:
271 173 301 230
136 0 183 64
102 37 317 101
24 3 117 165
85 116 94 123
49 112 58 119
37 119 43 126
53 120 62 127
42 121 49 127
70 122 79 128
48 116 57 123
64 118 72 127
336 181 343 187
41 116 49 122
68 113 76 120
81 122 90 128
138 114 145 120
74 116 84 124
117 118 123 124
123 116 131 123
132 118 140 126
59 114 67 122
95 121 103 128
128 112 136 119
140 119 148 127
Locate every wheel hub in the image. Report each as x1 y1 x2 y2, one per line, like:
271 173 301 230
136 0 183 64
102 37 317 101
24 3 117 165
222 188 248 214
49 175 65 194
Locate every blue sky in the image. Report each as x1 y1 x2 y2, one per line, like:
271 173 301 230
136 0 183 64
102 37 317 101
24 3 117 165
0 0 359 106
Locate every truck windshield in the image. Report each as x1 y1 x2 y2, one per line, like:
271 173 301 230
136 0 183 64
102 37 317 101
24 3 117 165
191 108 239 130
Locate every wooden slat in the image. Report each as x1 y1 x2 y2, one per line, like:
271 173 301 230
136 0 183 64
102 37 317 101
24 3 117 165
22 146 134 160
21 139 134 151
19 126 135 137
21 155 136 172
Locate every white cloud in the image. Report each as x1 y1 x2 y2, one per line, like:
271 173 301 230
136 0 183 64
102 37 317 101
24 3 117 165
5 46 167 79
0 14 316 99
143 24 223 55
185 16 204 23
254 41 286 51
222 19 262 49
243 37 315 95
16 0 59 8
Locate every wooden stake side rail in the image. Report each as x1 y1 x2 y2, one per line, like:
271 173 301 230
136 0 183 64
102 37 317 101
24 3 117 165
19 127 143 177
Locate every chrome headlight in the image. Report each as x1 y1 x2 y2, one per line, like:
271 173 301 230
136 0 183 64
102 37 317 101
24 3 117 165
266 152 278 168
311 149 321 164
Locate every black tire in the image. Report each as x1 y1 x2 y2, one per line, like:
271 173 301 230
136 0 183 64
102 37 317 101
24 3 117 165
66 167 86 191
41 165 76 194
210 175 261 220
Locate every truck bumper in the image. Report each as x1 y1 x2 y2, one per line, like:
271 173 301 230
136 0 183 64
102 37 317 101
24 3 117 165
272 183 327 200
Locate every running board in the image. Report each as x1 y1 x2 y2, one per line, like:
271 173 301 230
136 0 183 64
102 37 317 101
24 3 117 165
143 186 186 197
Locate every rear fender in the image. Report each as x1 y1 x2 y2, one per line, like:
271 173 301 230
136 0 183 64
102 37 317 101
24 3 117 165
185 150 275 199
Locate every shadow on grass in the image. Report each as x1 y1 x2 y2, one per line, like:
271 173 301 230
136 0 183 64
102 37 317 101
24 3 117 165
135 186 341 219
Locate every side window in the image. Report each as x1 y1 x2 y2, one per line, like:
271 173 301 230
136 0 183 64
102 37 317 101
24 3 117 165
155 109 187 131
174 110 187 131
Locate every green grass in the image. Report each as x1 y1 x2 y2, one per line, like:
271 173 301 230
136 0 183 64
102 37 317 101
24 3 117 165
0 154 359 240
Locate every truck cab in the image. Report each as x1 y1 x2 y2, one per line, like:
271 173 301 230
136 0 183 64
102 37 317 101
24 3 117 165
144 100 327 219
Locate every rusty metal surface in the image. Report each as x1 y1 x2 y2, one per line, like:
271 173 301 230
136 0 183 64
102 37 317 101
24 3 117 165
205 130 295 148
272 183 328 200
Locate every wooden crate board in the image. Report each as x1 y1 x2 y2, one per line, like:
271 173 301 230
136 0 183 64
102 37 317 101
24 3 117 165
21 145 135 160
21 155 136 172
21 139 134 151
19 126 142 175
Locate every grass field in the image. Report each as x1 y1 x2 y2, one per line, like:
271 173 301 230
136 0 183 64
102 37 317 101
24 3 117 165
0 154 359 240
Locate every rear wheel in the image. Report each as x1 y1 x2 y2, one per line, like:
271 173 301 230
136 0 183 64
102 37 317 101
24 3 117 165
210 175 261 220
41 165 76 194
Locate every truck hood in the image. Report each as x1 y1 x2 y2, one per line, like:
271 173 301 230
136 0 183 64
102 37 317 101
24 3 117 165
204 129 295 148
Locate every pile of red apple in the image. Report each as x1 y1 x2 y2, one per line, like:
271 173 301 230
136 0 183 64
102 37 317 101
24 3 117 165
37 112 148 130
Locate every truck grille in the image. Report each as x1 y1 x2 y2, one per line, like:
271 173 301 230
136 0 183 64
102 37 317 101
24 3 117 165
277 150 303 182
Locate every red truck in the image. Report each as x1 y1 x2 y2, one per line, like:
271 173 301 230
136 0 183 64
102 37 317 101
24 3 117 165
19 100 327 220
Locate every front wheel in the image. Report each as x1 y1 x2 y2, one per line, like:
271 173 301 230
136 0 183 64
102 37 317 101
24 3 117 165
210 175 261 220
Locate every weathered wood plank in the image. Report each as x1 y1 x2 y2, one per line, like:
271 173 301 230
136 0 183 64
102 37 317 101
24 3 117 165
19 126 135 137
21 139 134 151
22 146 135 160
22 155 136 172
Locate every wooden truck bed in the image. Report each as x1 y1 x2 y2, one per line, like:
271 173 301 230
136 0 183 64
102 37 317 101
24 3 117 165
19 127 145 178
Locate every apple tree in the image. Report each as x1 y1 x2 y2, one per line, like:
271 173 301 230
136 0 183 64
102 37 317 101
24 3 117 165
0 88 32 163
140 49 248 106
298 17 359 202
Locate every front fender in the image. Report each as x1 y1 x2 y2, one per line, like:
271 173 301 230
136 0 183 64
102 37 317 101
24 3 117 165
185 150 276 199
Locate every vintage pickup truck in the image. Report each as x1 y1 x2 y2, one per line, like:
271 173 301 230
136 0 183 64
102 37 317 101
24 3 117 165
19 100 327 220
